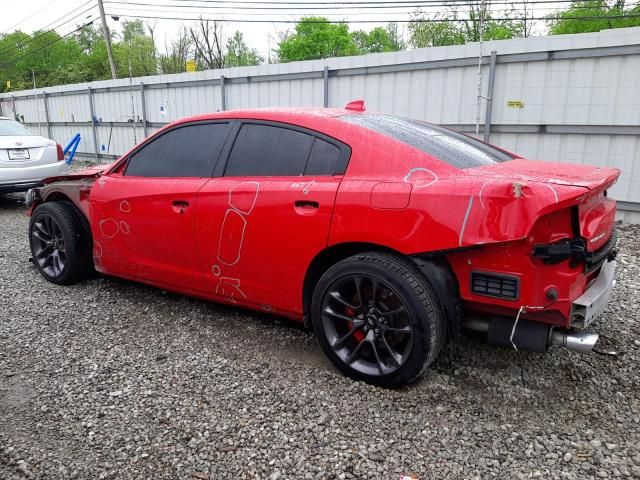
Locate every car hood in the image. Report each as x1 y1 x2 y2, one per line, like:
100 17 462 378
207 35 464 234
41 162 114 184
470 159 620 192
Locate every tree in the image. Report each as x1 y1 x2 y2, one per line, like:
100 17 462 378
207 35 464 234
190 18 225 69
115 20 157 77
352 24 404 53
277 17 359 62
224 31 263 67
549 0 640 35
159 26 192 74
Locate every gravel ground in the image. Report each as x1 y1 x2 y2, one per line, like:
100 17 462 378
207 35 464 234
1 193 639 480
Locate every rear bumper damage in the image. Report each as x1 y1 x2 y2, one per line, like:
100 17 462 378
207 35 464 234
463 259 616 354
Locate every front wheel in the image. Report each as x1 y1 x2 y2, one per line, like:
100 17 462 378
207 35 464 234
29 202 93 285
311 252 445 387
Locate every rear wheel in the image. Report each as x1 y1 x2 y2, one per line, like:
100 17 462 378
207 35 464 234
311 252 444 387
29 202 93 285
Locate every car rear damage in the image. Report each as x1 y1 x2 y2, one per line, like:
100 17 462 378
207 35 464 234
443 160 620 355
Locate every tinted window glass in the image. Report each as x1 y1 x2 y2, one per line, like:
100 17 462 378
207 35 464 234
341 114 514 168
0 119 36 136
305 138 340 175
125 123 230 177
225 124 313 177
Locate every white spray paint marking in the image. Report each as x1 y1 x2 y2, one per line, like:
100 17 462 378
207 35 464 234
119 200 131 213
403 167 438 189
228 181 259 215
211 181 261 298
458 196 474 247
540 183 559 204
99 219 119 239
119 221 130 235
215 276 247 303
291 180 315 195
478 179 498 209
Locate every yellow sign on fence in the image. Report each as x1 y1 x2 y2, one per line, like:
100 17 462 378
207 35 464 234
507 100 525 108
186 59 196 73
5 80 10 89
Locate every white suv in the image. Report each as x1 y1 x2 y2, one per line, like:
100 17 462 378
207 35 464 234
0 116 69 193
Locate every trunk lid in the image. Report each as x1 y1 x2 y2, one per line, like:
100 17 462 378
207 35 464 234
472 159 620 252
0 135 55 165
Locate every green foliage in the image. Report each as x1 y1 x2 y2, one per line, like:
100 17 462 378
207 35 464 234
224 31 263 67
352 24 404 53
278 17 360 62
114 20 157 77
549 0 640 34
409 5 523 48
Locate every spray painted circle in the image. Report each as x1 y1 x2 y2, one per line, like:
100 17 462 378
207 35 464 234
119 200 132 213
211 264 221 277
99 219 119 239
119 221 131 235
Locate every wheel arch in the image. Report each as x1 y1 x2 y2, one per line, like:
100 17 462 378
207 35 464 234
303 243 463 343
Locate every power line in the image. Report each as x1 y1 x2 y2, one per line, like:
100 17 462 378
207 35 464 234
105 11 640 22
103 0 595 11
0 0 61 35
109 0 592 5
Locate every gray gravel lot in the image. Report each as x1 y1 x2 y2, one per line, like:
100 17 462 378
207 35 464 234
1 193 639 480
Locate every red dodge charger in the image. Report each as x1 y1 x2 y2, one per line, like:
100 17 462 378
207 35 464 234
25 103 619 386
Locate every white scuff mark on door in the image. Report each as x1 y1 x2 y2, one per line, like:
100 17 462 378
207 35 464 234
403 167 438 189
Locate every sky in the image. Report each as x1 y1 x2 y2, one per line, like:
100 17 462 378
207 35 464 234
0 0 562 60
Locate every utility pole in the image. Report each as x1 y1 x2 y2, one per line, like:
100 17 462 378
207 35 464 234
97 0 117 79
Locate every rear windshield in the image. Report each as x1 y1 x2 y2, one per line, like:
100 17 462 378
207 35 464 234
0 119 37 136
341 114 514 168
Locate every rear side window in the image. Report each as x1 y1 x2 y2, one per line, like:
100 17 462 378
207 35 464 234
305 138 341 175
125 123 230 177
341 114 514 168
225 124 313 177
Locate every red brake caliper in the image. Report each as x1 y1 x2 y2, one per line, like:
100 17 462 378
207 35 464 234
346 307 365 342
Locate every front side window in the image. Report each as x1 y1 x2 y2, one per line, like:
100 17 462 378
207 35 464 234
224 124 314 177
341 114 514 168
0 119 37 136
125 123 230 177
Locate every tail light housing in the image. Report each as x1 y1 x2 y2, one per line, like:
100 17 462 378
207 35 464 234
56 143 64 161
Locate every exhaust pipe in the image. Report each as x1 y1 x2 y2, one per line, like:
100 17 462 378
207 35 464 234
463 316 599 354
549 330 599 354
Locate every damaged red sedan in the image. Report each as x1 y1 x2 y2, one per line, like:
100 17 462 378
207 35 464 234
25 103 619 386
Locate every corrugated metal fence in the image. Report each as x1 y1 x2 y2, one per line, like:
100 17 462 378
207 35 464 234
1 27 639 216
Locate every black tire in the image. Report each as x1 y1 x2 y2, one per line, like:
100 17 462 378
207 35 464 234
29 202 94 285
311 251 445 387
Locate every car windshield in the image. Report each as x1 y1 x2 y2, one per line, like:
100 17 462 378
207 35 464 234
341 114 514 169
0 119 37 136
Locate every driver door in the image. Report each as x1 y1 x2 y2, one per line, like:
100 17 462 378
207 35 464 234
90 122 232 292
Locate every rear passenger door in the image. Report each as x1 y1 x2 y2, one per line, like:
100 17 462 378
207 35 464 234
195 121 350 316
